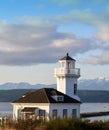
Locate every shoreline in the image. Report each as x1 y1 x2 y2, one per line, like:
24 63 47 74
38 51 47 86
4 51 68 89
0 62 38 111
81 111 109 118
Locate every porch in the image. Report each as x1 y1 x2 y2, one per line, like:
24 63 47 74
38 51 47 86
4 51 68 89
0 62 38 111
20 107 45 120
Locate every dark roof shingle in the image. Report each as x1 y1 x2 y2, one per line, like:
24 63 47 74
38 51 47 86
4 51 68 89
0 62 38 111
13 88 80 104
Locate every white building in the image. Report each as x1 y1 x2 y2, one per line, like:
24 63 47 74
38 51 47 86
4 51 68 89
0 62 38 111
12 53 81 120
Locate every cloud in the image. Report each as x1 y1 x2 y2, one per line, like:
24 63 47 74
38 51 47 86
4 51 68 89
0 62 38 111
94 23 109 43
51 8 109 65
1 6 109 66
0 18 91 66
51 0 109 7
52 0 81 6
54 9 109 44
86 50 109 65
54 9 107 26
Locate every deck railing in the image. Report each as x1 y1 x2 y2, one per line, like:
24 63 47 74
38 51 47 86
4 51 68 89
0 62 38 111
54 68 80 77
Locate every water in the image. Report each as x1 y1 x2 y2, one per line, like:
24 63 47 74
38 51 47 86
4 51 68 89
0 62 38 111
0 102 13 116
0 102 109 121
81 103 109 113
81 103 109 121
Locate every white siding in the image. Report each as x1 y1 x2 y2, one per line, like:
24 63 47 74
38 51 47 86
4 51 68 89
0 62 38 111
66 78 77 98
12 103 50 120
49 103 80 119
57 77 66 94
12 103 80 120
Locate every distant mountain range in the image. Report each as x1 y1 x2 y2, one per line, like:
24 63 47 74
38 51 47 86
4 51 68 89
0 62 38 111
0 78 109 102
78 78 109 90
0 77 109 90
0 82 56 90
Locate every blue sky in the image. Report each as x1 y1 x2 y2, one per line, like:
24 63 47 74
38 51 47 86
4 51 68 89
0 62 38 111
0 0 109 84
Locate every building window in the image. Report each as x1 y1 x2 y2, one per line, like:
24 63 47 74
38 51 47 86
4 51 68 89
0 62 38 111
74 84 77 94
17 109 22 119
39 110 45 118
63 109 67 118
57 96 64 101
72 109 77 118
52 109 57 119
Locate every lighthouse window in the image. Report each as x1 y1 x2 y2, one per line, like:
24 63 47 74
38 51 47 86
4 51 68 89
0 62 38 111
74 84 77 94
68 62 71 68
67 62 71 73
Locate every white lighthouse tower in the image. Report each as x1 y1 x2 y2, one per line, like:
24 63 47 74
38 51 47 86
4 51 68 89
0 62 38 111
54 53 80 101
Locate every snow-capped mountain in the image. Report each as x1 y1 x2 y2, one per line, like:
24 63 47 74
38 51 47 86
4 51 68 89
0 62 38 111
78 78 109 90
0 78 109 90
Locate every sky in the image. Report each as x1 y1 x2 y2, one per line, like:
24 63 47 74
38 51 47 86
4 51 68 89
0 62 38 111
0 0 109 84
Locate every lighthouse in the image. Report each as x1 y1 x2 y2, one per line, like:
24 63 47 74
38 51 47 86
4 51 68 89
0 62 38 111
54 53 80 101
12 53 81 120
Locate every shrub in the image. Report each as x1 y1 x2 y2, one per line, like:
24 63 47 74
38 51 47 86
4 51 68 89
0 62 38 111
2 117 109 130
45 118 91 130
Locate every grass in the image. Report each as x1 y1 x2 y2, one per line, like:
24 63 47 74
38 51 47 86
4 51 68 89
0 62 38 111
1 118 109 130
